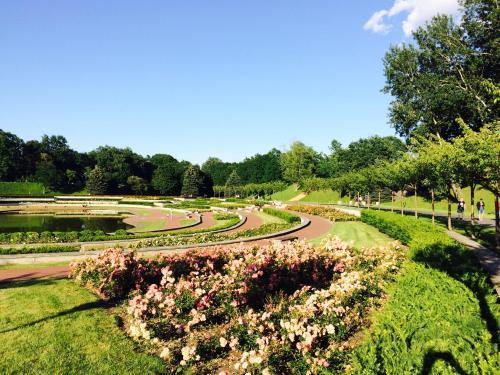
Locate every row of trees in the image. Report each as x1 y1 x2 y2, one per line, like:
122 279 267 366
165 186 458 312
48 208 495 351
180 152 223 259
300 124 499 247
0 127 408 195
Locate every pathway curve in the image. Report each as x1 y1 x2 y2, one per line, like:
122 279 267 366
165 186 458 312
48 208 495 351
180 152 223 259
0 211 330 283
447 230 500 296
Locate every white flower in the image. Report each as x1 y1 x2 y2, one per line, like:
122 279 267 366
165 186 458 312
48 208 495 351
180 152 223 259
220 337 228 348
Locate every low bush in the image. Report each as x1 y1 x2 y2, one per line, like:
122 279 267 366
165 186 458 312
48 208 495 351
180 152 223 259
353 210 500 373
71 239 404 373
262 207 301 224
212 212 240 221
288 205 357 222
0 244 80 255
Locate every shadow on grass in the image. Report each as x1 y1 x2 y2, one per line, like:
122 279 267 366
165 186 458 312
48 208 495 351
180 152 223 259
0 276 65 290
412 241 499 345
0 298 115 335
420 350 468 375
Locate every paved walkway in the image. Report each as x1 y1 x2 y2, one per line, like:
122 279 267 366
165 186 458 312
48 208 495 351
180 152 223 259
0 211 331 283
447 230 500 296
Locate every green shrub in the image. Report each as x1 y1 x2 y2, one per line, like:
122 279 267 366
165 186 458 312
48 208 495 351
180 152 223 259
353 210 499 374
0 244 80 255
263 208 301 224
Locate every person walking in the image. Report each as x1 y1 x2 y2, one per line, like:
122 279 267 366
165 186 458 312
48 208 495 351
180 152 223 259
477 198 485 221
457 199 466 220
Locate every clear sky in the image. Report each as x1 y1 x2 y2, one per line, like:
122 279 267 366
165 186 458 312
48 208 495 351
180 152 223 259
0 0 460 164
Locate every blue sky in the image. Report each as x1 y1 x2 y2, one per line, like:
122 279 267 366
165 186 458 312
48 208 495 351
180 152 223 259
0 1 460 164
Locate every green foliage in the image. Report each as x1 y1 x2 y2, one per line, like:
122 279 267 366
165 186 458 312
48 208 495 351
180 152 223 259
150 154 184 195
383 3 499 141
281 141 319 183
85 166 108 195
0 182 46 196
262 207 301 224
0 244 79 255
353 210 500 373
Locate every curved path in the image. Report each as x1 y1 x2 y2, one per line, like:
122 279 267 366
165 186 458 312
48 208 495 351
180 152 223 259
0 211 331 282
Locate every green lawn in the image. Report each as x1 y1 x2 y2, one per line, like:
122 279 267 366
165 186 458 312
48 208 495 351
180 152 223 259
0 278 164 374
254 211 286 224
0 261 70 271
310 221 392 248
300 189 341 204
271 184 302 201
379 186 496 218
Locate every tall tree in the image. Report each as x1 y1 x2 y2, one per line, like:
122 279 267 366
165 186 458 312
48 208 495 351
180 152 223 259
383 1 499 141
151 154 183 195
181 165 203 198
281 142 318 183
86 166 108 195
0 129 24 181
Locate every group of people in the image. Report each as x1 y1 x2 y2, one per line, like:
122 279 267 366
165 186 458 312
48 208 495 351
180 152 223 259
457 198 485 221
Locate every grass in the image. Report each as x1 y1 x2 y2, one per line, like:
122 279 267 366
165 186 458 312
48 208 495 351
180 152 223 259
352 211 499 373
0 278 164 374
180 218 197 226
310 221 392 248
0 182 46 196
300 189 341 204
271 184 302 201
0 261 70 271
379 186 496 218
254 211 286 225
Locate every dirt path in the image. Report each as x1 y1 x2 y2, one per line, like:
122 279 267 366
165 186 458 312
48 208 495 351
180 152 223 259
224 211 262 234
0 266 69 282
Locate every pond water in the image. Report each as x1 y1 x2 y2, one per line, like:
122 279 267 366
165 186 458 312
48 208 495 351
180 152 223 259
0 214 132 233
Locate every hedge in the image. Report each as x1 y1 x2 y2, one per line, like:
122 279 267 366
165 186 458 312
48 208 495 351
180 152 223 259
353 210 499 373
0 244 80 255
263 207 301 224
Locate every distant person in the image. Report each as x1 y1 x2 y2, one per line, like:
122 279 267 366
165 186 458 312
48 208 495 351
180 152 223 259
457 199 465 220
477 199 485 221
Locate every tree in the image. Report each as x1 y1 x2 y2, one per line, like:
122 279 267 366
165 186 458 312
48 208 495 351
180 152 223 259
151 154 183 195
181 165 203 198
225 170 242 197
281 142 318 183
90 146 147 193
127 175 148 195
383 2 499 141
0 129 24 181
86 166 108 195
201 157 234 186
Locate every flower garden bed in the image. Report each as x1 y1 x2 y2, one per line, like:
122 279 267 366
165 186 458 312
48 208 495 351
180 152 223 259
288 205 357 222
70 239 404 373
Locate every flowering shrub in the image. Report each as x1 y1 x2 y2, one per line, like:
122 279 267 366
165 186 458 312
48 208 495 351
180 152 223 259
121 239 404 373
288 205 357 222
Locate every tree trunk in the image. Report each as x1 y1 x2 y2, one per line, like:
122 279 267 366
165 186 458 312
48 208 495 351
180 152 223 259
414 185 418 219
447 194 452 230
431 189 435 224
400 192 404 216
495 192 500 251
391 192 394 213
378 190 381 211
367 192 371 210
470 183 475 221
348 191 351 206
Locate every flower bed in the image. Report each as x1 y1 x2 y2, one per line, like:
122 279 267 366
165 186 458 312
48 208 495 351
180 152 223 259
70 239 404 373
288 205 357 222
262 208 301 224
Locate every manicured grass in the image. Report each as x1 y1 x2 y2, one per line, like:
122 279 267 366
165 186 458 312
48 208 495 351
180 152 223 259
310 221 392 248
0 278 164 374
352 211 499 373
271 184 302 201
379 186 495 218
254 211 286 224
0 261 70 271
180 218 197 226
300 189 341 204
0 182 46 196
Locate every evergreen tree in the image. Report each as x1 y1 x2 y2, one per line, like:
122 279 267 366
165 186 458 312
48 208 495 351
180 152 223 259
225 170 242 197
86 166 108 195
181 165 202 197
